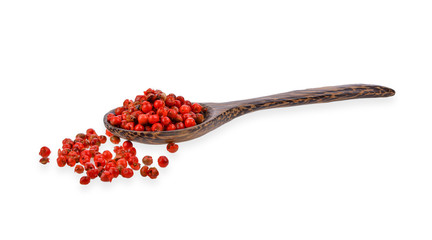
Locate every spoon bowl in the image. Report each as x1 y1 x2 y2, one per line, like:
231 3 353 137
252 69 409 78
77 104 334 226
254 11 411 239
103 84 395 144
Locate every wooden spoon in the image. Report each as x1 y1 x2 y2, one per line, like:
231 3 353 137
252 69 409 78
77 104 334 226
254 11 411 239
103 84 395 144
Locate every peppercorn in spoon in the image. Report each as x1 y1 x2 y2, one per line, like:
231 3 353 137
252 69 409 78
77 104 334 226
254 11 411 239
104 84 395 144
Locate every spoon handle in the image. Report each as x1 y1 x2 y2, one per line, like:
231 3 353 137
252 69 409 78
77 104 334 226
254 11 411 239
220 84 395 116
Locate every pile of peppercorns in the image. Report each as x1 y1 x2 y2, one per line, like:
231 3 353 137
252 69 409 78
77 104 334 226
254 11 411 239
39 128 179 185
107 88 206 131
39 88 193 185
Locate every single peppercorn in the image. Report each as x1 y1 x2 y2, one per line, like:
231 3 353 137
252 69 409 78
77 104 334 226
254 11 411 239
80 176 91 185
123 141 133 150
121 168 134 178
166 142 179 153
57 156 67 167
39 146 51 158
179 104 191 114
142 156 153 165
184 117 196 128
100 171 114 182
86 128 96 135
140 166 149 177
102 150 113 160
148 167 159 179
158 156 169 168
99 135 107 144
74 165 84 174
106 129 114 137
110 136 120 144
87 169 99 179
39 157 49 164
191 103 202 113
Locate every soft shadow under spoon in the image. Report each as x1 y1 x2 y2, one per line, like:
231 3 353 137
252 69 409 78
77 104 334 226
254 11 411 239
103 84 395 144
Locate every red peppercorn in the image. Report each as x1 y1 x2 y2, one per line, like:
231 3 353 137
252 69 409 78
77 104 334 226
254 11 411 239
174 100 181 108
175 122 185 129
148 167 159 179
158 156 169 168
166 142 179 153
106 129 114 137
66 157 76 167
117 156 127 165
165 96 176 106
161 116 171 126
179 105 191 114
39 157 49 164
110 136 120 144
129 147 137 156
123 141 133 150
39 146 51 158
196 113 205 124
156 107 168 117
89 145 99 156
80 176 91 185
57 156 67 167
173 114 183 122
154 99 165 109
140 166 149 177
148 114 160 124
137 114 148 125
134 124 144 131
184 117 196 128
84 162 95 171
142 156 153 165
99 135 107 144
191 103 202 113
100 171 114 182
115 107 125 115
167 109 177 119
110 116 122 126
141 101 153 113
74 165 84 174
125 122 135 130
63 138 73 145
109 167 120 178
151 123 163 131
121 168 134 178
86 128 96 135
76 133 86 139
130 162 141 171
87 169 99 179
90 137 101 146
176 96 185 104
94 155 106 168
107 113 115 121
102 150 113 160
166 124 176 131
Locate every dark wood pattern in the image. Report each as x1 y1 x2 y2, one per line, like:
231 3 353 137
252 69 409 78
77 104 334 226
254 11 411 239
103 84 395 144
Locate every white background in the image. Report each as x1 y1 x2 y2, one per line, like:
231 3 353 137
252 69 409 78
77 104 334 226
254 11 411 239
0 1 431 239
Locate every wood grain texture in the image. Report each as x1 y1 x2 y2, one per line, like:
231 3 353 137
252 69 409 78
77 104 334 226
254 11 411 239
103 84 395 144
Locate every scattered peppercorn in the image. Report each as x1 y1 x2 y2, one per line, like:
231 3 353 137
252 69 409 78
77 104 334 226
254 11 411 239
39 157 49 164
158 156 169 168
140 166 149 177
40 90 193 185
121 168 134 178
142 156 153 165
80 176 91 185
166 142 179 153
74 165 84 174
110 136 120 144
39 146 51 158
148 167 159 179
